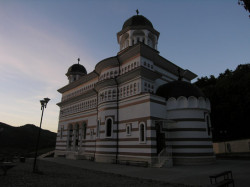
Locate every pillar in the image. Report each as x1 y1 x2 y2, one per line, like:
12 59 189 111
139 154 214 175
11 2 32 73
143 30 149 45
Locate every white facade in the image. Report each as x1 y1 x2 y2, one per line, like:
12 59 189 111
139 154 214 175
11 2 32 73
55 14 215 166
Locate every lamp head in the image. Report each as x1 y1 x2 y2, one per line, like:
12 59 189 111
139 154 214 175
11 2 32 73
40 100 45 106
40 97 50 109
43 97 50 108
44 97 50 104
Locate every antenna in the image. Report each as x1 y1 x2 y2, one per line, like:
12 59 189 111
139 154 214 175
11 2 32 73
77 58 80 65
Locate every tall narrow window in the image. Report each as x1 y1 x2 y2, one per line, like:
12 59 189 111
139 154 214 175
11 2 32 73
106 118 112 137
96 120 100 138
83 123 87 140
75 124 79 147
126 123 131 136
68 124 73 148
139 123 146 143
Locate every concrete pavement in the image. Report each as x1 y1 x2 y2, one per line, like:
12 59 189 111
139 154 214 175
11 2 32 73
43 157 250 187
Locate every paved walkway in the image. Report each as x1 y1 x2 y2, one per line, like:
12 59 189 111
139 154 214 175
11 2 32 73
43 157 250 187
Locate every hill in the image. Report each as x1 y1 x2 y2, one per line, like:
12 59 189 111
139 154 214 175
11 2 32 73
0 122 56 157
195 64 250 142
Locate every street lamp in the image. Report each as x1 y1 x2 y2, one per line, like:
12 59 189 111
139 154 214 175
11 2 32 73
33 97 50 173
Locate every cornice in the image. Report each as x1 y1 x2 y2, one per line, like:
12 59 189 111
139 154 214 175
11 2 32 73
57 89 97 107
58 71 98 93
117 66 161 84
95 56 119 74
117 25 160 40
118 43 196 81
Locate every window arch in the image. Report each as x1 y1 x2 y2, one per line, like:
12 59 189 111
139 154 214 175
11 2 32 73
96 120 100 138
82 123 87 140
106 117 113 137
139 122 146 143
126 123 132 136
67 124 73 148
75 124 79 147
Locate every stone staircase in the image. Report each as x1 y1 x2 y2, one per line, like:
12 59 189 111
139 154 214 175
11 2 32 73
39 150 55 158
152 146 173 168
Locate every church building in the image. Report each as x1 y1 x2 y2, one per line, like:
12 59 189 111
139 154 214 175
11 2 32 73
55 13 215 167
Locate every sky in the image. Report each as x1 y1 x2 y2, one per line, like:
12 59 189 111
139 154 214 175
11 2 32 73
0 0 250 133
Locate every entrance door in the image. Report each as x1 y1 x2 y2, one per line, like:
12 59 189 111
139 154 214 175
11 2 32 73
155 122 166 154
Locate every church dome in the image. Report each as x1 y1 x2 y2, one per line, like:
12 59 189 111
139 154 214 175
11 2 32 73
122 15 154 30
66 64 87 76
156 81 205 99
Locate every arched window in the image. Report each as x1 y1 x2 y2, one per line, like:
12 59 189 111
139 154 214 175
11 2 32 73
126 123 131 136
82 123 87 140
96 120 100 138
112 89 116 99
120 88 122 97
67 124 73 148
139 122 146 143
75 124 79 147
106 118 113 137
133 83 137 94
108 90 111 100
130 84 133 95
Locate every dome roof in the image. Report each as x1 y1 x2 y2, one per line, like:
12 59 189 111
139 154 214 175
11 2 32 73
66 64 87 76
156 81 205 99
122 15 154 30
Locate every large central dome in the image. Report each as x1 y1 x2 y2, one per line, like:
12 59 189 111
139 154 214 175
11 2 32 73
122 15 154 30
117 14 159 51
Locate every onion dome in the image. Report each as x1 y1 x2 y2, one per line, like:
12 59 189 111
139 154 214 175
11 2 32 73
122 15 154 30
66 58 87 83
66 63 87 76
156 81 205 99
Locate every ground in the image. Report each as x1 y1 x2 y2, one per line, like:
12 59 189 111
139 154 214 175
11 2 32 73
1 157 250 186
0 159 187 187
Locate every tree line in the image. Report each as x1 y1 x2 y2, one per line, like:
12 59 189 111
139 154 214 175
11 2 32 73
195 64 250 142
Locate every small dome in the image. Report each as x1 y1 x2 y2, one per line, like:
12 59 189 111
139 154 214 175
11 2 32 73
156 81 205 99
66 64 87 76
122 15 154 30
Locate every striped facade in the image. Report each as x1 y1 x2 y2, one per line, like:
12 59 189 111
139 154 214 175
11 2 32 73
54 14 215 166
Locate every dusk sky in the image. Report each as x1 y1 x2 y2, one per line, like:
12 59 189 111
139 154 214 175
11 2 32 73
0 0 249 133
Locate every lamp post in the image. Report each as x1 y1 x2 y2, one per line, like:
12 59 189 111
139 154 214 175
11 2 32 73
33 97 50 173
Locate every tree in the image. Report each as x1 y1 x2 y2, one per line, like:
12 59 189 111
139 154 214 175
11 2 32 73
238 0 250 17
195 64 250 142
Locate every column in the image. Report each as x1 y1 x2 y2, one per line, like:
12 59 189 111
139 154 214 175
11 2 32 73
128 30 134 46
143 30 149 45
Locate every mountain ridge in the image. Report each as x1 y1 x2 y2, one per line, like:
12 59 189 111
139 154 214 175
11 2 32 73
0 122 56 157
